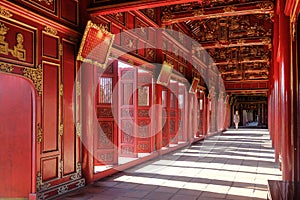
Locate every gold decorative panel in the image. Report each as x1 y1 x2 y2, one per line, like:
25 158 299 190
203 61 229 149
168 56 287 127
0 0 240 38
23 65 43 95
0 19 37 67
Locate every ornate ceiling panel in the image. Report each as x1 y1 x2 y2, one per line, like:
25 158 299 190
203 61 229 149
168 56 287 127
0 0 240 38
207 45 270 63
160 0 274 86
90 0 275 93
187 14 273 43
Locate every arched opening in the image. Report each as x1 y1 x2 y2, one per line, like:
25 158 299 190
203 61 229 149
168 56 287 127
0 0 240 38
0 72 36 198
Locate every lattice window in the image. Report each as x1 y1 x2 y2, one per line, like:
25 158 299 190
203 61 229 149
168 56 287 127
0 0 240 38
178 94 184 109
98 77 113 104
162 91 167 107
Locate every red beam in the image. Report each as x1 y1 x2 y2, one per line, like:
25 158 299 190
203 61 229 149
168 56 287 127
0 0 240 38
201 38 272 49
88 0 203 16
162 1 274 25
215 58 270 65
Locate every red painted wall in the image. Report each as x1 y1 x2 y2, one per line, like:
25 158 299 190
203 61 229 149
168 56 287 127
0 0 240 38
0 73 33 198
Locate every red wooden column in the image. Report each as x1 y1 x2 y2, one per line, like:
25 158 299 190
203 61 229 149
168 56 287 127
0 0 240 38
268 92 273 141
278 0 292 181
207 98 211 134
193 93 198 138
272 8 280 163
291 11 300 182
203 94 208 135
187 93 195 142
154 21 163 151
293 14 300 182
81 63 96 184
155 84 163 151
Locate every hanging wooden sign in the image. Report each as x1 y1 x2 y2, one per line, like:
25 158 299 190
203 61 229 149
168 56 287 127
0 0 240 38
157 61 173 86
189 77 200 94
77 20 114 68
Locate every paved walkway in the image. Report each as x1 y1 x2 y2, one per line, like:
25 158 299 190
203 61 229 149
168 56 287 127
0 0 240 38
59 129 281 200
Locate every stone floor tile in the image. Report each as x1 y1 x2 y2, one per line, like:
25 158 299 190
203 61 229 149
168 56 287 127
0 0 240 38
170 194 198 200
143 191 174 200
56 129 282 200
200 191 227 199
122 189 150 198
176 188 202 196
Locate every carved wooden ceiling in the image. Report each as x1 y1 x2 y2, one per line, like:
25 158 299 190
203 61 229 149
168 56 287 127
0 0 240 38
161 0 274 88
90 0 275 95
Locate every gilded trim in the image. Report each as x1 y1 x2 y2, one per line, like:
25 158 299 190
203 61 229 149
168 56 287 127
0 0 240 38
44 25 57 36
36 172 51 191
23 64 43 95
157 61 173 86
37 123 43 143
59 42 63 57
77 20 115 69
0 6 13 18
59 160 63 176
38 0 54 6
76 122 81 137
189 77 200 94
0 22 9 56
76 81 81 96
9 33 26 61
208 86 216 100
0 62 14 72
57 185 68 195
59 123 64 136
59 83 63 96
70 163 82 180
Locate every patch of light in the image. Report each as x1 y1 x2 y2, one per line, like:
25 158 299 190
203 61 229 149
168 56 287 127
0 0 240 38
118 60 134 68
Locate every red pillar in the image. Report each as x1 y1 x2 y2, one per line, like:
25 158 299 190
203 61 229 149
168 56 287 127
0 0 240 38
293 13 300 182
273 9 280 163
193 93 198 138
203 94 207 135
155 84 163 151
278 0 292 181
81 63 96 184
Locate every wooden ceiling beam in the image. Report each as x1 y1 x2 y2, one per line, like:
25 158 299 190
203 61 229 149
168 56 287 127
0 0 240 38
215 59 270 65
88 0 203 16
162 1 274 25
225 89 268 95
201 38 272 49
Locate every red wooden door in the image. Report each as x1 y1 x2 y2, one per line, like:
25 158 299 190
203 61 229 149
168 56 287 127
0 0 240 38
178 84 187 142
162 87 170 147
170 81 178 144
137 71 153 153
196 91 201 137
0 74 33 198
94 63 118 166
119 67 137 157
198 92 204 136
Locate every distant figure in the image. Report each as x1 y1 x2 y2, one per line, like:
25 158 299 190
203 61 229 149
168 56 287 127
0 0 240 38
233 111 240 130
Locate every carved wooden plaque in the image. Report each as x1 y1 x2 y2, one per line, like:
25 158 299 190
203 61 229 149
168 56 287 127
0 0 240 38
77 20 114 68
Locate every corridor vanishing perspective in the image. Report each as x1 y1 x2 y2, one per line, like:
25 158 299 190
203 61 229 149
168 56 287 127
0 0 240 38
59 129 281 200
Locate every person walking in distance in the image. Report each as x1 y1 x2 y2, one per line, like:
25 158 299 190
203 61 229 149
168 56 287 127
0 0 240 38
233 110 240 130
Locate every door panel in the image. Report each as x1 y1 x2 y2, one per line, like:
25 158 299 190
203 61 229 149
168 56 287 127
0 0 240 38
178 84 187 142
62 39 77 175
170 82 178 144
94 63 118 166
0 73 32 198
137 72 153 153
119 67 137 157
162 88 170 147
